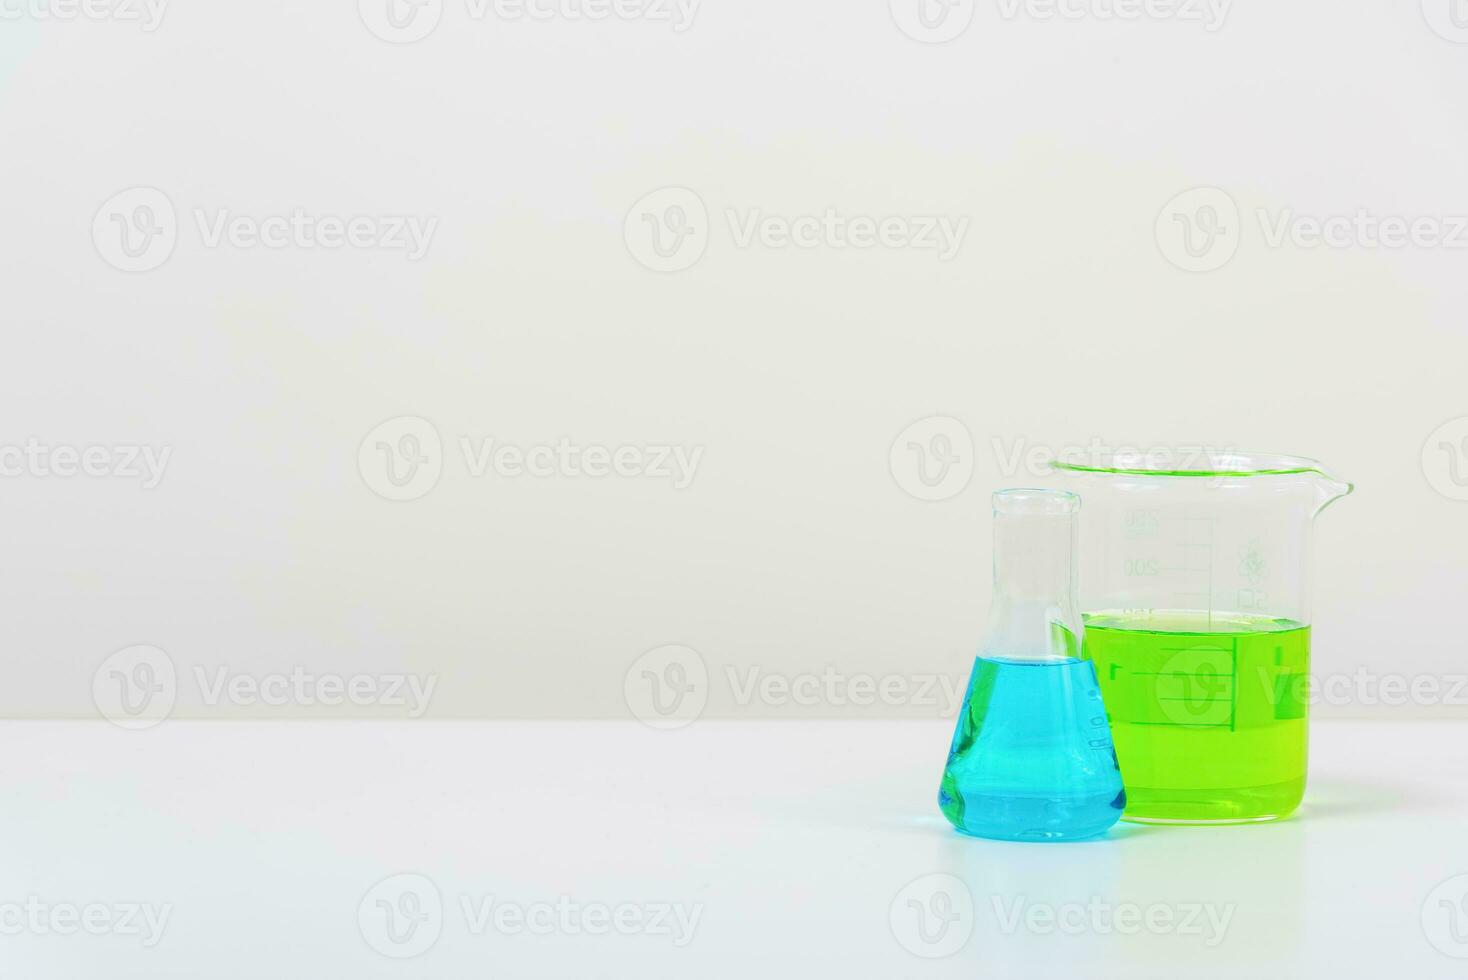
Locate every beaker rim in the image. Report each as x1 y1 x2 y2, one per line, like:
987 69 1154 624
1052 448 1336 479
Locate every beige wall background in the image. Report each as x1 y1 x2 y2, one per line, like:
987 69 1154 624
1 0 1465 720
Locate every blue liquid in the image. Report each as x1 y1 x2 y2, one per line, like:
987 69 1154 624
939 657 1125 842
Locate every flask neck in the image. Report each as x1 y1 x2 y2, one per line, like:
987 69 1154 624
984 491 1082 663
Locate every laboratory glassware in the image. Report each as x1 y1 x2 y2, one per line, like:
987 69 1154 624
1049 449 1352 824
939 489 1126 842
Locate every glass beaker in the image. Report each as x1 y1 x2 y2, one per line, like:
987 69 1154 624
938 489 1126 842
1048 449 1353 824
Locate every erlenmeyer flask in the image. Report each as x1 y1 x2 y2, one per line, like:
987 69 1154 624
938 489 1125 842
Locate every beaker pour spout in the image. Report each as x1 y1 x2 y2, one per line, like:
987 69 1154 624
1311 468 1354 517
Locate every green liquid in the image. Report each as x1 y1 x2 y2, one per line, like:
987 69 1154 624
1081 610 1310 824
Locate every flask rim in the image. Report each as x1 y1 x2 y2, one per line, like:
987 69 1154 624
992 488 1080 515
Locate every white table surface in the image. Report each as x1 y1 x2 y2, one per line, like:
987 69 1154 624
1 719 1464 978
